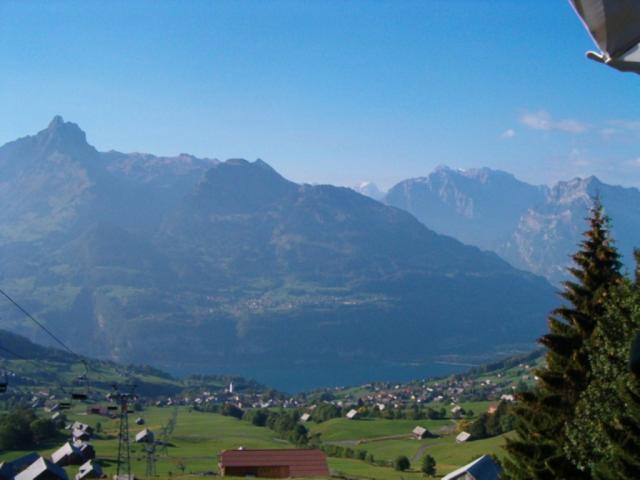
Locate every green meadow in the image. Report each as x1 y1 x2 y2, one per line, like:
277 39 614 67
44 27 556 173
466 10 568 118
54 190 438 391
0 403 508 480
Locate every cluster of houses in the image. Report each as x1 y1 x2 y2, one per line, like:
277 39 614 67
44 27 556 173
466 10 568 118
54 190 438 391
0 422 101 480
151 382 304 411
309 367 526 412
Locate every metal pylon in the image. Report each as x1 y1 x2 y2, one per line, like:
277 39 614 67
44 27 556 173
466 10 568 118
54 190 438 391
145 443 157 477
114 390 134 480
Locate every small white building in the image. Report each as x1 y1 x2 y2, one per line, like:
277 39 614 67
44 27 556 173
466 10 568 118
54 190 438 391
72 429 91 442
135 429 155 443
456 431 471 443
345 409 359 420
73 442 95 462
51 443 83 467
75 460 102 480
0 453 40 480
412 426 429 439
299 413 311 423
15 457 68 480
71 422 93 435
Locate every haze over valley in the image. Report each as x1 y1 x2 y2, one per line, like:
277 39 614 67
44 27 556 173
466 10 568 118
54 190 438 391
0 118 559 390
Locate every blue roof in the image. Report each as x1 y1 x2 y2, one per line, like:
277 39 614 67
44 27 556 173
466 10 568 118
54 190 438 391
443 455 501 480
468 455 501 479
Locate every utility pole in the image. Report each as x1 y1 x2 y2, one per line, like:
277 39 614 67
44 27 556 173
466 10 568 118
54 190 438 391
113 387 136 480
145 443 157 478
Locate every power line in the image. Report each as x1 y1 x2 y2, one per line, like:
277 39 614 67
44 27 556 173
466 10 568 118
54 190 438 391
0 288 77 357
0 287 135 394
0 288 113 391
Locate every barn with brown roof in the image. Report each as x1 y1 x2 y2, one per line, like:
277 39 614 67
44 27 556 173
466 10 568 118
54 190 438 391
218 449 329 478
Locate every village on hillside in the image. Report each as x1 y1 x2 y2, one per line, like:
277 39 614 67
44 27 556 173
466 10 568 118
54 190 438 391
0 353 539 480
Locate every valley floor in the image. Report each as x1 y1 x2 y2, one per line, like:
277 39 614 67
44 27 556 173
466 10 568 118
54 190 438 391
0 403 509 480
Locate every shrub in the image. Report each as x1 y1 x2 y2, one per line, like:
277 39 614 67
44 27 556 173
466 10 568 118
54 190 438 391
394 455 410 471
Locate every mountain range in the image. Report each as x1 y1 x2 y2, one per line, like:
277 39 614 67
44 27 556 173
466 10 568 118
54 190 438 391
365 167 640 285
0 118 556 387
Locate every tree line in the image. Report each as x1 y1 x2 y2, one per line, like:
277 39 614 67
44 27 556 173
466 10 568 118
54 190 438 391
0 408 62 449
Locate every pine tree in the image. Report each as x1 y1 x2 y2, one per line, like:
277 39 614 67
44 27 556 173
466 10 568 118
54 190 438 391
589 252 640 479
503 200 622 480
565 272 639 472
421 454 436 477
594 376 640 479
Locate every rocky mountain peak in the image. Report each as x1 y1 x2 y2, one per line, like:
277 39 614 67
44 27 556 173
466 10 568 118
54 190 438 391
352 181 385 201
41 115 88 145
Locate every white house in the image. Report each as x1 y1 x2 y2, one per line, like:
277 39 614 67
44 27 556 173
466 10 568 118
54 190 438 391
15 457 68 480
75 460 102 480
299 413 311 423
345 409 359 420
135 428 155 443
51 443 83 467
456 431 471 443
412 426 429 439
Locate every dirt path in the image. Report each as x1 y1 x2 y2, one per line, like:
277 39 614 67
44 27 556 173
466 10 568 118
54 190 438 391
412 443 429 463
328 434 412 447
411 439 450 463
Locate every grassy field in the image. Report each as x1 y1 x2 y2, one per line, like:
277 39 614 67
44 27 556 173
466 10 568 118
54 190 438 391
0 404 509 480
308 418 452 442
0 406 288 479
327 434 510 479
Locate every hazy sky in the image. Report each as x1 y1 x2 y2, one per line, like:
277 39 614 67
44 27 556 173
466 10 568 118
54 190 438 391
2 0 639 189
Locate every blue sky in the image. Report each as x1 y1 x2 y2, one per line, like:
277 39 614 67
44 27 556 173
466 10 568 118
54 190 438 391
1 0 639 189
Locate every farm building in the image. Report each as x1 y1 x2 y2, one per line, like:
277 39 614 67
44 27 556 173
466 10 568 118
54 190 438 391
135 417 145 425
442 455 501 480
0 453 40 480
51 443 84 467
73 442 95 461
72 429 91 442
15 457 68 480
87 406 113 417
345 409 358 419
75 460 102 480
71 422 93 435
135 429 155 443
456 431 471 443
412 426 430 439
218 449 329 478
299 413 311 423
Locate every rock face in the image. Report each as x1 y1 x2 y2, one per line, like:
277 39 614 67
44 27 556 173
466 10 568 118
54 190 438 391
0 118 555 373
352 181 386 201
386 167 640 285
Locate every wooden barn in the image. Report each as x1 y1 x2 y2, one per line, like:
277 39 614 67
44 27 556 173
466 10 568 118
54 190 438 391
218 449 329 478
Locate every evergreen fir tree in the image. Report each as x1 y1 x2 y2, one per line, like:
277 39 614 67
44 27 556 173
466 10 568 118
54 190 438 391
503 200 622 480
594 375 640 479
565 273 639 472
421 454 437 477
590 252 640 479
